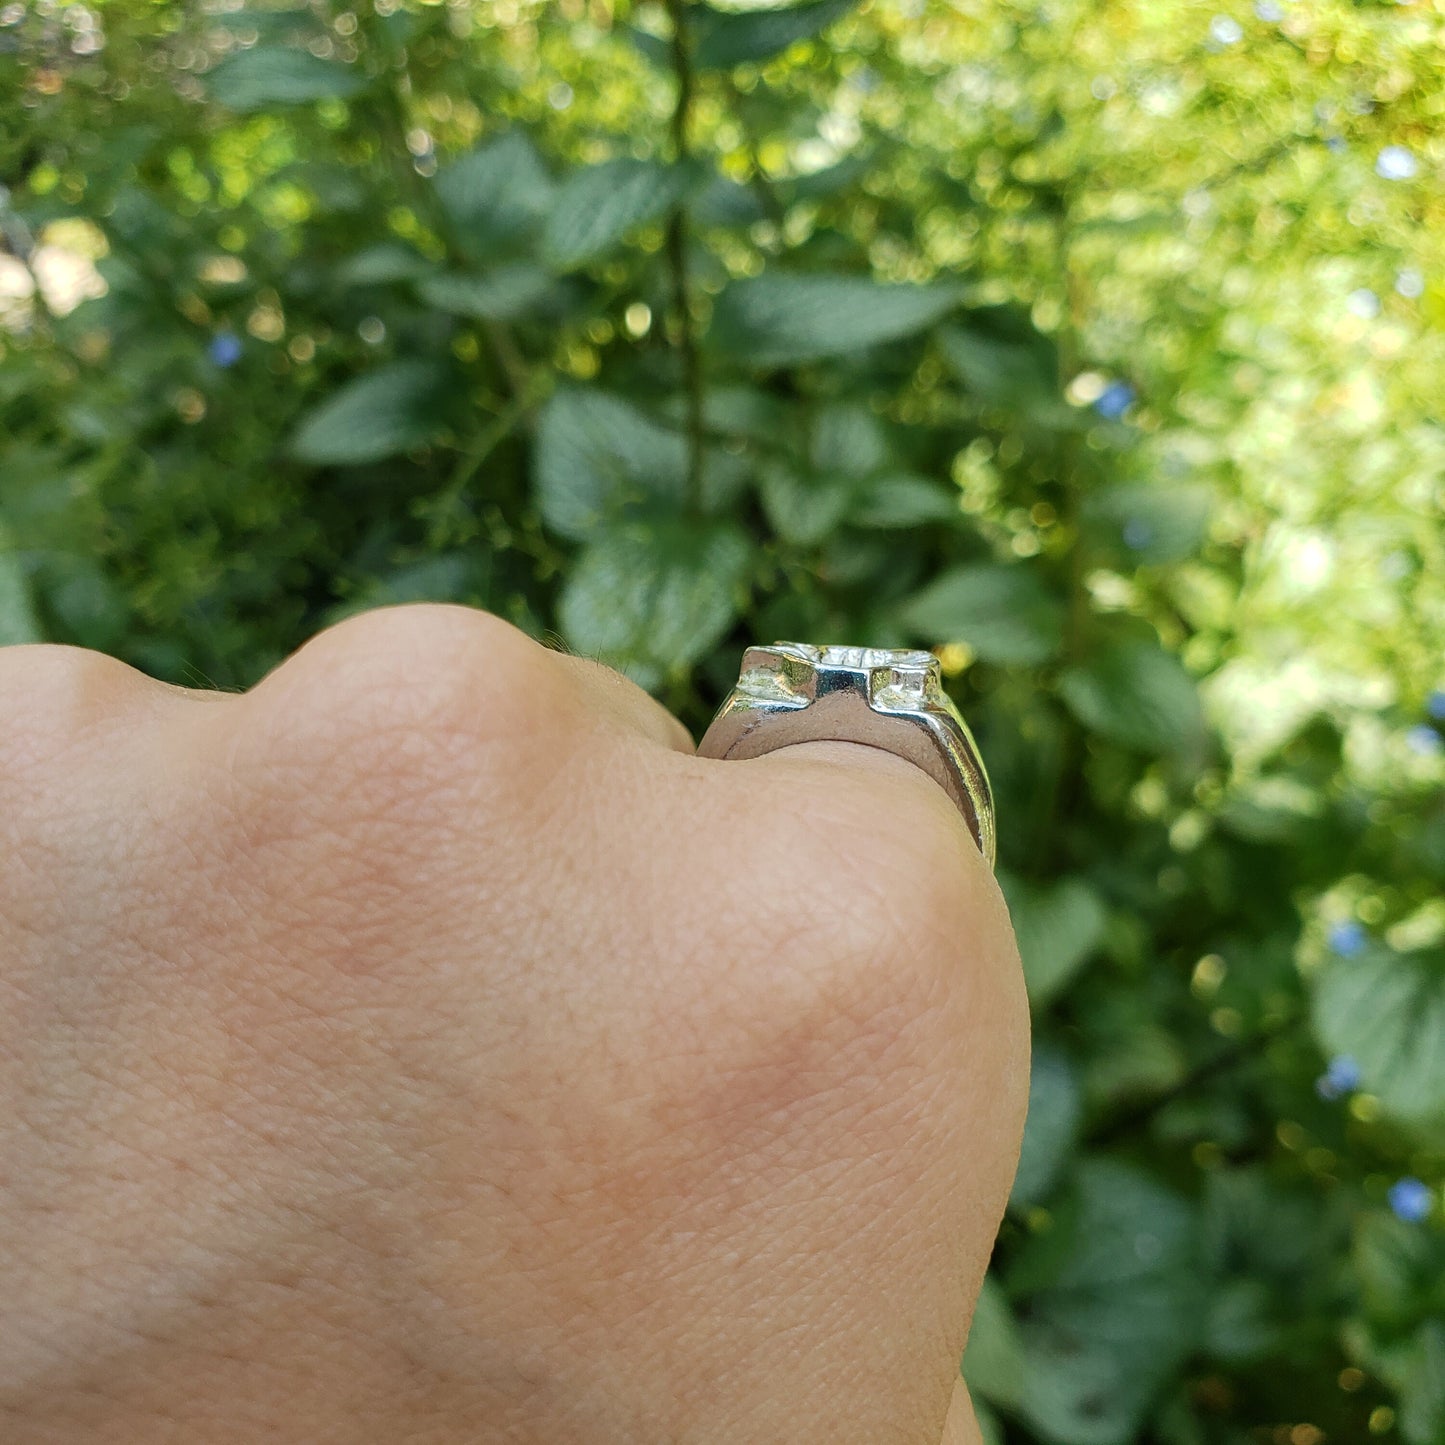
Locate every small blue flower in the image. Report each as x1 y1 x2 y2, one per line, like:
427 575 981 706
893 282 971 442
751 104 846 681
1428 690 1445 722
1095 381 1135 419
1254 0 1282 19
1376 145 1418 181
208 331 243 368
1407 724 1443 755
1329 921 1366 957
1210 14 1244 44
1388 1177 1433 1224
1123 518 1154 551
1326 136 1346 154
1315 1054 1361 1101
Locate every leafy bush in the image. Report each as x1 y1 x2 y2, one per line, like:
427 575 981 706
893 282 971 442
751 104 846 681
3 1 1444 1440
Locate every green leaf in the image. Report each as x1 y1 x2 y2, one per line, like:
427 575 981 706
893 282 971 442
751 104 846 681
759 459 857 546
1353 1211 1440 1325
690 174 770 228
1059 640 1206 754
1313 945 1445 1125
288 362 448 465
558 520 752 690
709 273 961 366
693 0 862 70
416 264 555 321
940 325 1056 409
963 1274 1025 1411
897 563 1064 666
999 872 1109 1008
850 472 959 528
1011 1047 1083 1207
1401 1320 1445 1445
435 133 555 261
206 48 365 111
0 547 42 645
938 311 1076 428
532 388 688 541
1203 1278 1282 1365
810 399 890 476
542 159 692 271
1013 1161 1204 1445
1081 482 1213 564
335 244 434 286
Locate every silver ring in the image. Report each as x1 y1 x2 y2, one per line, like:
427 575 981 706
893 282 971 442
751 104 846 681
697 643 996 867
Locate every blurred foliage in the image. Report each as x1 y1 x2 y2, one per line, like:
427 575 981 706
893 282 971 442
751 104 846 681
3 0 1445 1439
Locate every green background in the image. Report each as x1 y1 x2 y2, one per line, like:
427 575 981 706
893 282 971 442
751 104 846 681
3 0 1444 1439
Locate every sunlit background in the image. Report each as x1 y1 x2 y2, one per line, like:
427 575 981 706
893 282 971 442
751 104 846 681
2 2 1444 1441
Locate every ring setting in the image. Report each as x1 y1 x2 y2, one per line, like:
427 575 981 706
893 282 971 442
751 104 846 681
697 643 996 868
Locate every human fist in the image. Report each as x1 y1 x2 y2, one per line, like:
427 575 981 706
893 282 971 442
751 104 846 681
0 605 1027 1444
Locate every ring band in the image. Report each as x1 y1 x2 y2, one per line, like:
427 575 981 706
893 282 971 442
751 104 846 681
697 643 996 867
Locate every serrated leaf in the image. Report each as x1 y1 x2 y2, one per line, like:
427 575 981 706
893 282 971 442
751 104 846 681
759 459 856 546
851 472 958 528
542 159 691 271
898 563 1064 666
1313 945 1445 1125
1081 481 1213 564
288 362 447 465
1014 1161 1204 1445
1011 1047 1083 1207
532 389 688 541
693 0 862 69
206 47 365 111
559 521 752 690
435 132 555 261
0 548 42 645
1000 873 1109 1008
709 273 961 366
335 244 434 286
962 1275 1025 1411
416 264 554 321
1059 640 1206 754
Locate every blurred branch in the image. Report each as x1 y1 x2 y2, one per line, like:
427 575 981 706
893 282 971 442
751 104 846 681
1085 1014 1303 1148
440 369 551 509
664 0 706 512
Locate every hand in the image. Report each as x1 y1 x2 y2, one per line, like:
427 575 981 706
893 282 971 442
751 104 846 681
0 605 1028 1444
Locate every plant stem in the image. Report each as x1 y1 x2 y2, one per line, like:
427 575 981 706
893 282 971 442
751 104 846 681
664 0 706 513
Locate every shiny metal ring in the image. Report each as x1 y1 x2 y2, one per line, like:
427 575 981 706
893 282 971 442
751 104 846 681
697 643 996 868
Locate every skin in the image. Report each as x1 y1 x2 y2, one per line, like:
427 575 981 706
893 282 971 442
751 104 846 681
0 604 1029 1444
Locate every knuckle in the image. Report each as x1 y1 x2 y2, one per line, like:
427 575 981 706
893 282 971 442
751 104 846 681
229 604 569 826
0 644 153 777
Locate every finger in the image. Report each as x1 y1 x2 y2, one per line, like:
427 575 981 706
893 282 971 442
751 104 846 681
940 1377 984 1445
